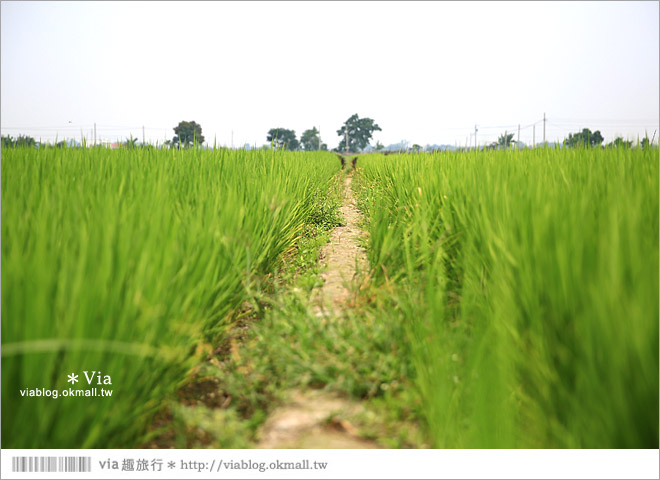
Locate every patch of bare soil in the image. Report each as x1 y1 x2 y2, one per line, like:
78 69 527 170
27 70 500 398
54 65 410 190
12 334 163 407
256 390 378 449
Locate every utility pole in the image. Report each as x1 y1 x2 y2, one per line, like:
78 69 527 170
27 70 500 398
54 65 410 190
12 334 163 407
231 130 234 149
474 124 478 150
318 126 321 151
142 126 145 146
533 124 535 148
345 128 348 154
517 124 520 149
543 112 546 145
94 123 97 146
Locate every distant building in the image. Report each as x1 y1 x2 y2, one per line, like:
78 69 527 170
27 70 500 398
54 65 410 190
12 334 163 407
98 141 122 149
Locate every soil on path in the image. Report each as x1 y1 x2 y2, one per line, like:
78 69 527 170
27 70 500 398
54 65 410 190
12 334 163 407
257 390 378 449
256 172 377 449
315 173 368 315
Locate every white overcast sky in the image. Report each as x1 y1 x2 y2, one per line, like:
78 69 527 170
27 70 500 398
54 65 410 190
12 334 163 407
1 1 658 147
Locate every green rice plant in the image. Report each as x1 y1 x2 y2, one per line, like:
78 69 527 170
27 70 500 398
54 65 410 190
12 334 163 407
1 146 339 448
355 147 659 448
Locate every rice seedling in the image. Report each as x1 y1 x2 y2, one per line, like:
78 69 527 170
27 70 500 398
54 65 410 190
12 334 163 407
1 146 339 448
354 147 659 448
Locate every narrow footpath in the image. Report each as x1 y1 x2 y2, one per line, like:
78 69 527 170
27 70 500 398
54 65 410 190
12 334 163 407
315 173 368 315
145 164 423 450
256 171 378 448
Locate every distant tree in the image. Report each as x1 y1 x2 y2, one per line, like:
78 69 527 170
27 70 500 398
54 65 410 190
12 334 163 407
1 134 36 148
497 132 515 148
606 137 632 149
19 135 36 147
412 144 422 153
564 128 604 148
267 128 299 151
300 127 327 151
336 114 382 152
173 121 205 148
374 141 385 152
639 131 655 149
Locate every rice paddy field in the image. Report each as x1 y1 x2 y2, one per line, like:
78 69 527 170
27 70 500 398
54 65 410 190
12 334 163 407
1 147 340 448
354 147 659 448
2 145 658 449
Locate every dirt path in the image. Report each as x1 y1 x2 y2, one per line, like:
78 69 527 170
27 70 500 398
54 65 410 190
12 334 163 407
315 173 368 315
256 172 377 449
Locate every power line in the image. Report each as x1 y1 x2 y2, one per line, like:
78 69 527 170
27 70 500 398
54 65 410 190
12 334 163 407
1 126 91 131
552 117 659 124
1 124 171 131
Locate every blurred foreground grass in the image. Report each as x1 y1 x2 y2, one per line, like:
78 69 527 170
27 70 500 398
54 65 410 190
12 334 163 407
1 146 339 447
354 147 659 448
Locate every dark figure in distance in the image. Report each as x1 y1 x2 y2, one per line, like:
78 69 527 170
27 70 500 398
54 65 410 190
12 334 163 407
335 154 358 170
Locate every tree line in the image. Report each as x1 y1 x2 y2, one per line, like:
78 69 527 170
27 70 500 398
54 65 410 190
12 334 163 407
266 114 382 152
2 122 655 151
481 128 655 150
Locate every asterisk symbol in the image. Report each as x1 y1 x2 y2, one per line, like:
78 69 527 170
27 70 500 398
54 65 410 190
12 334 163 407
67 373 79 384
167 461 176 469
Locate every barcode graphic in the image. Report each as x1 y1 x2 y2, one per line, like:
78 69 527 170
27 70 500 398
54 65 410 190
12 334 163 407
11 456 91 473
